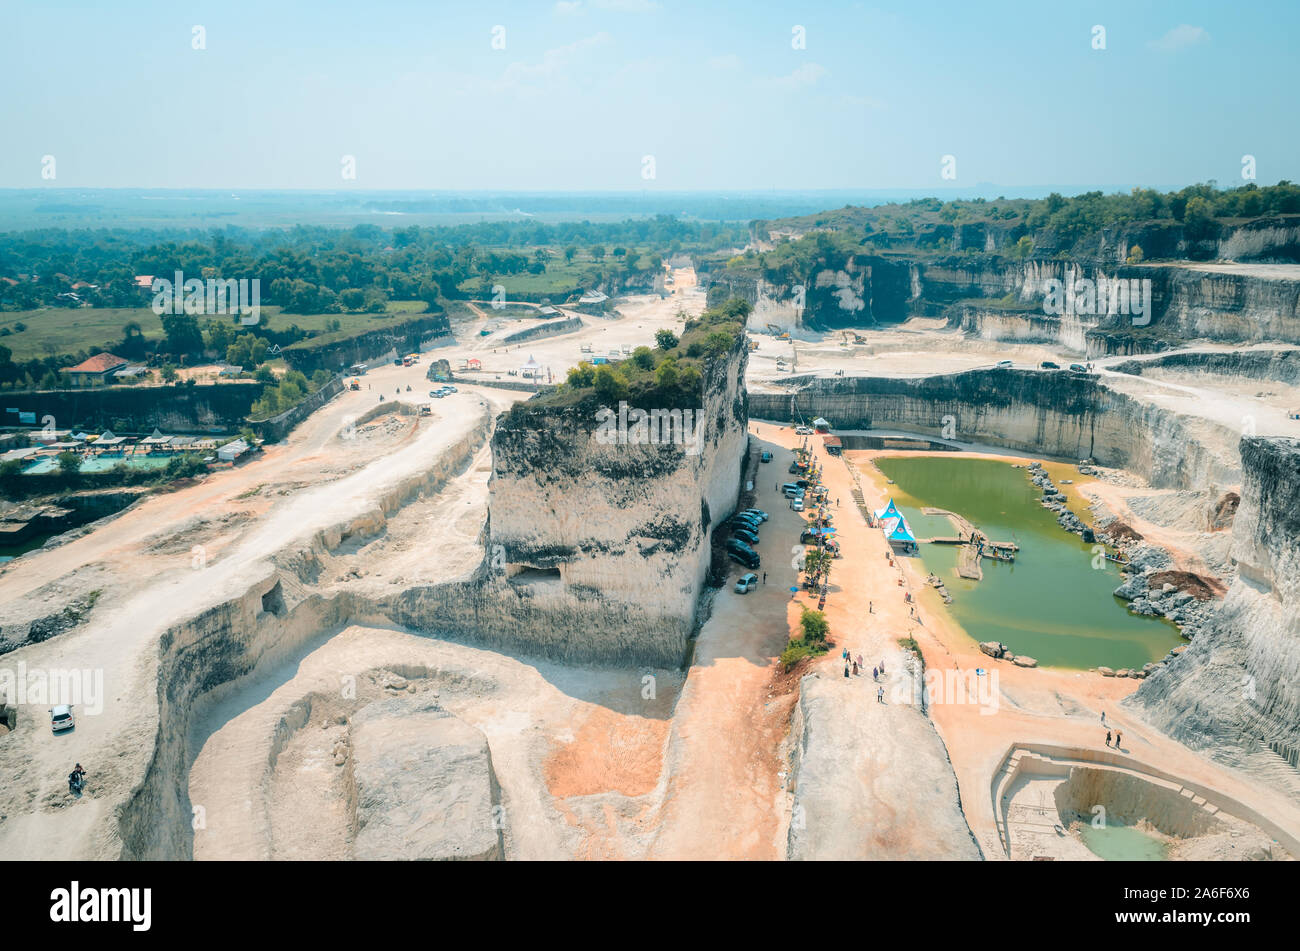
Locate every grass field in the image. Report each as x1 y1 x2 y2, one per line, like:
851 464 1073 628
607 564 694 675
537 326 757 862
0 301 432 362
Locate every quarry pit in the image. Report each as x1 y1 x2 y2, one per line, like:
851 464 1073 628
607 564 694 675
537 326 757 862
2 265 1299 862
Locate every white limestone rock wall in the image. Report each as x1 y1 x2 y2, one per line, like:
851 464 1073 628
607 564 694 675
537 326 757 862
749 369 1241 490
1131 437 1300 776
390 342 750 666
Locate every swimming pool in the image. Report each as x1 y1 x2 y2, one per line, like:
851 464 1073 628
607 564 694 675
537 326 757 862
22 454 174 474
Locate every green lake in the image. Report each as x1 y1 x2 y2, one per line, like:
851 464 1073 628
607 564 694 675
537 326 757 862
875 456 1183 670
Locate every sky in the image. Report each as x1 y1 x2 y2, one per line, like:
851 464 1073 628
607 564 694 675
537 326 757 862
2 0 1297 192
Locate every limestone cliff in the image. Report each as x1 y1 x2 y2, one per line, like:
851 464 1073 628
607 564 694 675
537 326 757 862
1131 437 1300 784
749 369 1240 490
388 338 751 666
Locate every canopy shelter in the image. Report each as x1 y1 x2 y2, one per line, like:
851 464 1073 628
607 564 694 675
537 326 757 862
141 428 172 446
94 430 127 447
885 518 916 544
874 499 904 523
812 417 831 431
519 355 543 378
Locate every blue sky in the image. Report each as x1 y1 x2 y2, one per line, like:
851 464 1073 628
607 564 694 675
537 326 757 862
2 0 1297 191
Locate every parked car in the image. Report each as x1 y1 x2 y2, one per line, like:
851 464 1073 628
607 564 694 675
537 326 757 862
50 704 74 733
444 385 458 393
725 539 760 569
996 359 1013 368
795 425 814 435
734 572 759 594
791 498 805 512
732 516 762 532
733 528 760 546
1040 361 1060 369
429 390 445 398
781 482 802 497
741 508 769 522
1069 363 1089 373
759 450 773 463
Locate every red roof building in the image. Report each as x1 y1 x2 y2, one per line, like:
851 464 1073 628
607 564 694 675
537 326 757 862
65 353 129 384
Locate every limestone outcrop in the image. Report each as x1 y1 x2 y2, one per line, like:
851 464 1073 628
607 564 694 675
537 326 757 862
1131 437 1300 783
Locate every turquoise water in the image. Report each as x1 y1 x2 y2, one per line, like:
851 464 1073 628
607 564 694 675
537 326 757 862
1078 822 1170 861
0 535 52 564
876 456 1183 670
22 454 173 474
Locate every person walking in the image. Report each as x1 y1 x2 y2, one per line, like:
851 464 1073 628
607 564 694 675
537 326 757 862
877 686 884 703
852 660 859 676
879 658 886 674
762 572 767 584
1105 730 1112 747
1101 711 1107 727
872 666 878 681
844 663 850 679
1115 731 1122 750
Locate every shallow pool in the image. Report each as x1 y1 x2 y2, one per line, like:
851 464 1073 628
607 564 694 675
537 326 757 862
1078 822 1170 861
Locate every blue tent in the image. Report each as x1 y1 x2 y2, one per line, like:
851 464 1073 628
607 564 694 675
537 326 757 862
886 518 916 543
874 499 904 522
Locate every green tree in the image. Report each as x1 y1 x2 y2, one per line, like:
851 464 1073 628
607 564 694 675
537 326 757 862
161 314 204 356
1126 244 1145 265
654 328 679 350
655 359 678 389
630 346 655 371
566 362 596 388
799 607 829 645
56 450 83 478
592 364 628 403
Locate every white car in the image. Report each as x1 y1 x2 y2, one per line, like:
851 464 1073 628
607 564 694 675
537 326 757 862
50 704 74 732
795 426 813 435
996 360 1013 368
791 498 805 512
734 572 759 594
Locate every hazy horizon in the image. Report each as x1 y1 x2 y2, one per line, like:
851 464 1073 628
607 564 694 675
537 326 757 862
4 0 1297 192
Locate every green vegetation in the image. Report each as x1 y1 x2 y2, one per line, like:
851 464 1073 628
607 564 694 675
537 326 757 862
722 181 1300 287
780 606 832 671
507 298 750 423
249 369 333 419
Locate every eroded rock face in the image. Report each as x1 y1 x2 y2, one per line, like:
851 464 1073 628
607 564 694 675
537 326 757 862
392 340 751 666
1132 437 1300 776
351 695 504 861
749 369 1239 490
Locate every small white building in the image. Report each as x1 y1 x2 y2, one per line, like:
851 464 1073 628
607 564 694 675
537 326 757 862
217 438 249 462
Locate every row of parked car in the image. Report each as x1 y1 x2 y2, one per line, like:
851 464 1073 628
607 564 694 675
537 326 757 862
428 385 458 398
782 479 812 512
724 508 769 570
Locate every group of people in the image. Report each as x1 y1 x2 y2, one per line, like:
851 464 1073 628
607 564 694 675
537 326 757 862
1101 711 1123 751
842 649 888 701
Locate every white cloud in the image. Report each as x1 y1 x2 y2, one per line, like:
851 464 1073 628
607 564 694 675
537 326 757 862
707 53 742 71
762 63 827 89
1151 24 1209 51
495 32 612 91
554 1 582 15
592 0 660 11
